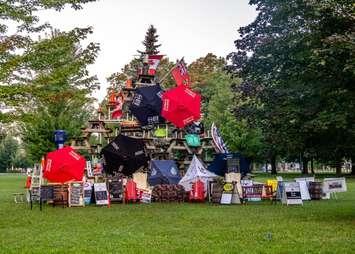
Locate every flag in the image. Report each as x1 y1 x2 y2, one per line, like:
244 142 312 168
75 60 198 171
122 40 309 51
172 59 191 87
148 55 164 76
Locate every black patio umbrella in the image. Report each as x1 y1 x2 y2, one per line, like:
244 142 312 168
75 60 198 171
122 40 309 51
129 84 165 126
101 134 149 176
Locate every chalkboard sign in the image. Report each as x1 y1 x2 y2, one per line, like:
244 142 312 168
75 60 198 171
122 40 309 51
94 183 109 205
108 179 123 202
69 182 84 207
282 182 303 205
83 182 93 205
40 185 54 202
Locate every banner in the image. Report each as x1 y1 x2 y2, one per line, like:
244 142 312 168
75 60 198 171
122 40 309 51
323 178 347 193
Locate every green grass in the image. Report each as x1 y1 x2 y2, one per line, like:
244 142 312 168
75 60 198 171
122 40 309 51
0 174 355 254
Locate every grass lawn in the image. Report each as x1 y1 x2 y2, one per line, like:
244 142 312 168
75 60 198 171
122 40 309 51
0 174 354 254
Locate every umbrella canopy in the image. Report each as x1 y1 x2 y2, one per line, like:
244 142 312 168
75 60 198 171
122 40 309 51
129 84 165 126
43 146 86 183
161 86 201 128
149 160 181 186
101 134 149 176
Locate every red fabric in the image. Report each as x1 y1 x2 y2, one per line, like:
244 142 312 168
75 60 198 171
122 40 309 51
172 60 191 87
161 86 201 128
25 176 31 189
43 146 85 183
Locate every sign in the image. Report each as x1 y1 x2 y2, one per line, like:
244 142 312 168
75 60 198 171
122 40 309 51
323 178 347 193
86 161 93 178
108 179 123 202
220 193 233 204
83 182 93 205
69 182 84 207
294 180 311 200
282 182 303 205
140 191 152 203
94 183 109 205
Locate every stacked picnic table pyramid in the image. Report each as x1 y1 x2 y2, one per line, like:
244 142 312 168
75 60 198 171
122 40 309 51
72 54 216 176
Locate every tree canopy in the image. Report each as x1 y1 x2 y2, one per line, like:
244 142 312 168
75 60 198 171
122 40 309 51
228 0 355 173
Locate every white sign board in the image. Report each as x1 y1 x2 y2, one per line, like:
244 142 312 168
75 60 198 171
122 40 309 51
282 182 303 205
295 180 311 200
220 193 233 204
294 177 315 183
323 178 347 193
94 183 109 205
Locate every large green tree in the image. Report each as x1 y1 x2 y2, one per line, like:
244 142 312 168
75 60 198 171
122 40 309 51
0 0 97 122
229 0 355 174
0 1 99 162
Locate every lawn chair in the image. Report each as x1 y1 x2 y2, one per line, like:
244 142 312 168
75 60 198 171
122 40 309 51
241 184 263 204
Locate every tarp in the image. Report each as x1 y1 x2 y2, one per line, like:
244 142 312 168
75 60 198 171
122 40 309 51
207 153 251 176
101 134 149 176
149 160 181 186
179 155 217 192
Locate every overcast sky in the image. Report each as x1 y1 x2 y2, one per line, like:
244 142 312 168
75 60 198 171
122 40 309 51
37 0 257 102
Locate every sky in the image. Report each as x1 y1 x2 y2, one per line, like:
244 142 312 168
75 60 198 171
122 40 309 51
37 0 257 102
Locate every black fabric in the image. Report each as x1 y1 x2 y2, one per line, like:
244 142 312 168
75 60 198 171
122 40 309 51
129 84 165 126
207 153 251 176
101 135 149 176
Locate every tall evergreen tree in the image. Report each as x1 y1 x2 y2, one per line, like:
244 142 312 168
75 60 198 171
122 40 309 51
137 25 161 55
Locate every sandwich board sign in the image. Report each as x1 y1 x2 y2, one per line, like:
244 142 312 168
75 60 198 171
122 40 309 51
94 183 109 206
294 179 311 200
83 182 93 205
68 182 84 207
282 182 303 205
220 183 233 204
323 178 347 193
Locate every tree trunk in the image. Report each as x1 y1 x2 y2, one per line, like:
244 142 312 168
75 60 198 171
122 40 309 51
302 157 309 175
351 158 355 175
270 155 277 175
335 159 342 175
310 158 314 175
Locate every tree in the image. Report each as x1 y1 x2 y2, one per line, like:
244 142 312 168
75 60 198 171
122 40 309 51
18 28 98 163
0 0 97 123
137 25 161 55
188 53 226 87
0 136 19 172
228 0 355 174
203 72 263 160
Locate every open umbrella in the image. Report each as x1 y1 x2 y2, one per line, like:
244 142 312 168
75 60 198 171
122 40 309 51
161 85 201 128
101 134 149 176
43 146 86 183
129 84 165 126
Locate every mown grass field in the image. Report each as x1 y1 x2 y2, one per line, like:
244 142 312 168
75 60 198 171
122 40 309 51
0 174 354 254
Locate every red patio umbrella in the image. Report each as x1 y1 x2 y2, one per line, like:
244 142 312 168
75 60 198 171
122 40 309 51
43 146 86 183
161 86 201 128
